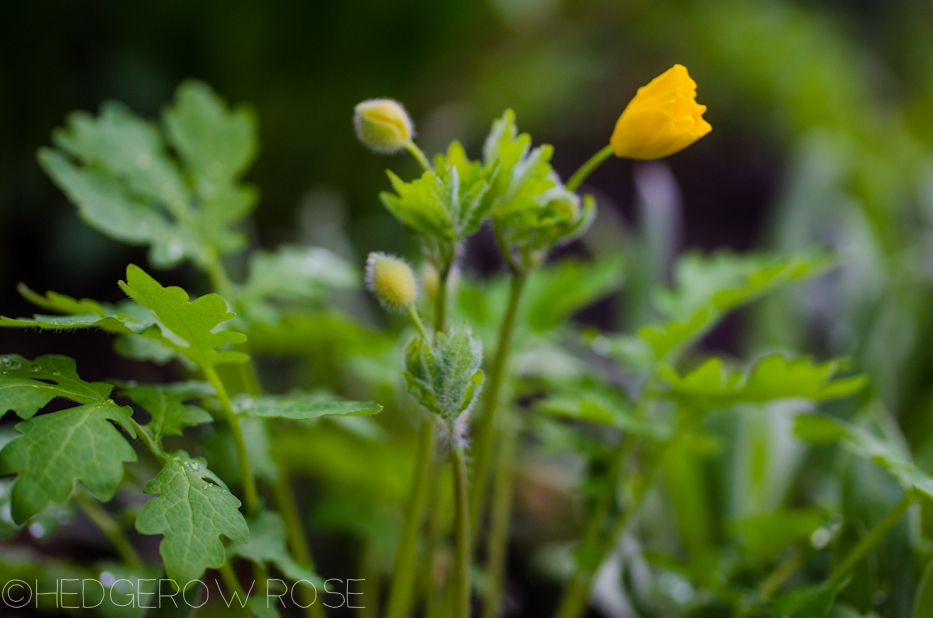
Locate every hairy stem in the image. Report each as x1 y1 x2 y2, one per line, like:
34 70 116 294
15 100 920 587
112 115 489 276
422 459 450 618
406 141 433 172
470 273 526 542
204 365 259 515
408 305 431 343
385 418 437 618
272 474 326 618
451 443 472 618
434 266 450 334
829 491 916 585
74 491 142 570
565 145 613 193
482 409 518 618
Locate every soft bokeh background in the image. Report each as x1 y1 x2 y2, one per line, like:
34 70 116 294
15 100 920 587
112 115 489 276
2 1 933 614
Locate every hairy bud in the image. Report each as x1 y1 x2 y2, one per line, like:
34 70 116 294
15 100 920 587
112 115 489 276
354 99 414 154
366 252 417 311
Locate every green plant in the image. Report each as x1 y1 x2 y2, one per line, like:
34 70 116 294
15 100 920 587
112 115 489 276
1 73 925 618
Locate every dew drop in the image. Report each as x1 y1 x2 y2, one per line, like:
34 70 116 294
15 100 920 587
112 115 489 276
100 572 116 587
29 523 45 538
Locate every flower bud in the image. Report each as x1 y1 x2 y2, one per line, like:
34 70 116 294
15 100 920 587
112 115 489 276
611 64 711 160
366 252 417 311
354 99 414 154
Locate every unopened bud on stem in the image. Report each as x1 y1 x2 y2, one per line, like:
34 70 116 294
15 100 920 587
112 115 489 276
354 99 414 154
366 252 418 312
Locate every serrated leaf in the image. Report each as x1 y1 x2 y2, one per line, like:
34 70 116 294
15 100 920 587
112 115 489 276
231 392 382 420
481 110 593 269
135 451 248 583
661 354 867 411
119 264 248 368
229 510 323 586
402 323 484 423
39 81 256 269
0 285 154 334
163 80 257 219
638 253 833 363
0 354 113 420
0 402 136 524
118 382 213 443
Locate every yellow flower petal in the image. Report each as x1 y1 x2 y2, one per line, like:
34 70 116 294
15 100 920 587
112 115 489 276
610 64 711 160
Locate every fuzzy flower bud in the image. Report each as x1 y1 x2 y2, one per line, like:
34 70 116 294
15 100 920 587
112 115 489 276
366 252 417 311
611 64 711 160
354 99 414 154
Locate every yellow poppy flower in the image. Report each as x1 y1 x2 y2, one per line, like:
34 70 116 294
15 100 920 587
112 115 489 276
610 64 711 160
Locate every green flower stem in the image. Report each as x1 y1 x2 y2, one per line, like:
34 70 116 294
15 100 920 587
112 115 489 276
385 417 437 618
828 491 917 585
206 253 235 300
451 442 472 618
470 273 526 542
203 365 259 515
482 408 518 618
218 561 253 618
73 491 142 570
565 145 614 193
422 460 450 618
272 474 326 618
434 266 450 333
408 305 431 343
406 141 433 172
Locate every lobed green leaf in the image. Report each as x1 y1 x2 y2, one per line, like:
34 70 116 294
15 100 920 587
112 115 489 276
660 354 867 411
638 252 834 363
135 451 249 584
403 322 484 423
119 264 249 368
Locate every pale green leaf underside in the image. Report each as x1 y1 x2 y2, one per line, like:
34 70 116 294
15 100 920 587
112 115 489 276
403 323 484 422
135 451 249 583
0 285 184 365
231 393 382 420
229 510 323 586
